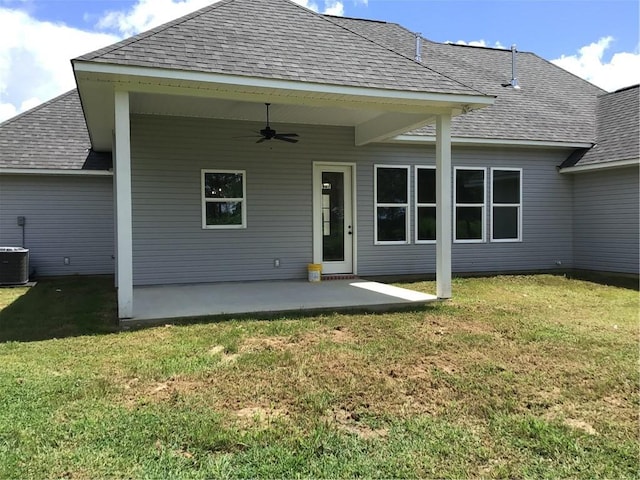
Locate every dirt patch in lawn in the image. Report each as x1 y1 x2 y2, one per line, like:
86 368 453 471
562 418 598 435
121 376 210 407
208 344 240 363
239 326 356 353
324 408 389 440
234 406 290 427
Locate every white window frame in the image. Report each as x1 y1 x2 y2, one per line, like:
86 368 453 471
415 165 436 244
374 165 410 245
454 166 486 243
201 169 247 229
490 168 522 242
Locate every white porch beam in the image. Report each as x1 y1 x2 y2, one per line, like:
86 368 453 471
114 90 134 319
354 112 438 146
435 114 452 299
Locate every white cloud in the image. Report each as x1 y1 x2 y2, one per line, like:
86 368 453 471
97 0 214 37
0 0 354 123
292 0 320 11
0 7 119 122
323 1 345 16
552 36 640 92
96 0 346 37
0 102 17 122
450 39 506 49
275 0 346 15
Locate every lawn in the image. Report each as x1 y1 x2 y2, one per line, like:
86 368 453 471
0 275 637 478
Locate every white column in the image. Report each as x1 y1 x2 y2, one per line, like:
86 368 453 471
114 90 133 318
435 114 452 299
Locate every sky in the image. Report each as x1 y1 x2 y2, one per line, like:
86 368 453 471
0 0 638 122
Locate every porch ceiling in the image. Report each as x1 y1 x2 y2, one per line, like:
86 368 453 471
129 94 381 128
73 63 494 151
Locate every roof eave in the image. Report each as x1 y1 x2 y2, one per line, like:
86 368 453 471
390 134 594 149
559 158 640 174
0 168 113 176
73 60 494 150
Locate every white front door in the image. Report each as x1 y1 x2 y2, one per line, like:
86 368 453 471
313 163 354 275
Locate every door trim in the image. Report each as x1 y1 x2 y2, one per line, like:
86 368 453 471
312 162 357 275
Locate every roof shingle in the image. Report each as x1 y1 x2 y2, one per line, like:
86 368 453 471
75 0 483 97
327 15 605 144
0 90 111 170
569 85 639 166
2 1 623 171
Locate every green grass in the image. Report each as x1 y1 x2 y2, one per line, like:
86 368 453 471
0 274 638 478
0 275 117 341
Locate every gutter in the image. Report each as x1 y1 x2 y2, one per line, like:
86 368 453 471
391 135 593 149
559 158 639 174
0 168 113 177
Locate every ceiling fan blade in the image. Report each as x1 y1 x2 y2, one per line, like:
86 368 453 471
276 133 298 137
256 137 268 143
275 135 299 143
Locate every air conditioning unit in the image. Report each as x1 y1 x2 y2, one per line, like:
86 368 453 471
0 247 29 285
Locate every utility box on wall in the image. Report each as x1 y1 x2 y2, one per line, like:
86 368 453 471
0 247 29 285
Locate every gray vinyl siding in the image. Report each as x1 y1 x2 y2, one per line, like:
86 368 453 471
0 174 114 277
130 115 574 285
573 166 639 274
131 115 350 285
356 146 574 276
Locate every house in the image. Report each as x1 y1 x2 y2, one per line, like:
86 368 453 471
559 85 639 275
0 0 638 320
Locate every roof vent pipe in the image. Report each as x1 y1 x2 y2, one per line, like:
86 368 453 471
510 44 521 89
415 33 422 63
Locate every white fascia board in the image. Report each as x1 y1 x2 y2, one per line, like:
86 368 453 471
72 61 495 108
559 158 639 174
391 134 594 149
0 168 113 176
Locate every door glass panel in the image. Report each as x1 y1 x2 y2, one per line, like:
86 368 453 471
322 172 345 262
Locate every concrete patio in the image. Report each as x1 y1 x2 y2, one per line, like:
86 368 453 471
127 278 438 324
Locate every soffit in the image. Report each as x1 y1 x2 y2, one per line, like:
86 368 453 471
74 66 493 150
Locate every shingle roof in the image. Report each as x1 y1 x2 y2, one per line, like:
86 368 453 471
1 3 619 172
327 16 605 144
0 90 111 170
564 85 639 167
75 0 483 97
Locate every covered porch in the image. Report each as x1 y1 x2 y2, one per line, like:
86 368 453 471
70 0 495 321
128 278 437 324
72 29 493 322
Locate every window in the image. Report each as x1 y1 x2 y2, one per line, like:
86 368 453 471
201 170 246 229
375 165 409 244
454 167 485 242
491 168 522 241
415 166 436 243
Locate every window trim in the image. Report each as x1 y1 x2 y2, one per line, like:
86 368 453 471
201 169 247 229
490 167 523 243
414 165 436 244
454 166 486 243
374 164 410 245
